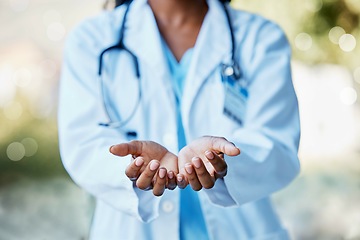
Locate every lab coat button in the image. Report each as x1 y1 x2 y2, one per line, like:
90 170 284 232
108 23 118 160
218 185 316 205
162 200 174 213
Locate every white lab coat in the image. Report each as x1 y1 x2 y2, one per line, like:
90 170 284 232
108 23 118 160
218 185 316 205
58 0 300 239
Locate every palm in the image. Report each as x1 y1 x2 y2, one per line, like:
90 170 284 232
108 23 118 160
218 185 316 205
178 136 240 177
136 141 178 173
178 137 223 175
111 140 178 174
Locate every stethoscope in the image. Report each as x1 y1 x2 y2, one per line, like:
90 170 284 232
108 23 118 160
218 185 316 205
98 0 242 132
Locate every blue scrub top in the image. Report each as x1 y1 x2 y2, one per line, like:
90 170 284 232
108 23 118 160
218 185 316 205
162 41 209 240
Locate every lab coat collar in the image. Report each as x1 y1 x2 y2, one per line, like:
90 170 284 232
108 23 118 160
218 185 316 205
123 0 231 70
122 0 231 127
123 0 167 73
181 0 232 130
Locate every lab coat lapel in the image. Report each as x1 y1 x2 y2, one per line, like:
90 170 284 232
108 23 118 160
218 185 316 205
124 0 169 81
123 0 176 116
181 0 231 132
118 0 232 135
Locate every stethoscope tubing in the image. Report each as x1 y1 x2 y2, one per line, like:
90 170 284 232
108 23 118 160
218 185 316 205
98 1 239 129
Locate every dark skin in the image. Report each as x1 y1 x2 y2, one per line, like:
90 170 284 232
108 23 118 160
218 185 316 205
148 0 208 61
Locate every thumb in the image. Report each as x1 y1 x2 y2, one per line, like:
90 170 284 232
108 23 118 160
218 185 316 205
211 137 240 156
110 140 143 157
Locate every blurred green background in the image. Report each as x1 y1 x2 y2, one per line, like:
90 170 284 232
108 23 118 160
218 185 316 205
0 0 359 239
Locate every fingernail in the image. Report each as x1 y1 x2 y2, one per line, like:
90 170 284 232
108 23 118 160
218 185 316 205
192 157 201 168
150 161 160 171
185 164 193 174
129 176 138 181
135 158 144 167
159 168 166 178
168 171 174 179
177 175 183 182
205 150 214 160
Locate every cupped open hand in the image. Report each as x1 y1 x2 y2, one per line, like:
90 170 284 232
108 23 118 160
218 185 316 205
110 137 240 196
177 136 240 190
110 140 178 196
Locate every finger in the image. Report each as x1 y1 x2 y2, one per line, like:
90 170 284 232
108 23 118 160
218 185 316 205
136 160 160 190
152 167 167 196
205 150 227 178
110 140 143 157
211 137 240 156
166 171 177 190
125 156 145 181
184 163 202 191
176 173 188 189
192 157 215 189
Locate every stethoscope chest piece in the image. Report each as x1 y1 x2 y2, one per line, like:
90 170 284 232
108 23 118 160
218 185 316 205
221 61 242 82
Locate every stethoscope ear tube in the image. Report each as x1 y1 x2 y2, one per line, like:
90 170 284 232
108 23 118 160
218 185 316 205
221 3 242 81
97 0 140 129
222 3 236 66
98 0 134 76
99 45 121 75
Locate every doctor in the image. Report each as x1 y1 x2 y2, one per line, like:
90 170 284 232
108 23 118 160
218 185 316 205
58 0 300 238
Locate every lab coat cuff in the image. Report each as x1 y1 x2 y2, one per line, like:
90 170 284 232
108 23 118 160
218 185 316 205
222 141 299 206
134 185 162 223
202 134 273 206
203 178 237 207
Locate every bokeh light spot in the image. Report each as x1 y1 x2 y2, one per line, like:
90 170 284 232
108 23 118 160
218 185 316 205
339 87 357 105
295 33 313 51
21 138 39 157
9 0 29 12
3 101 23 120
328 26 346 44
0 64 16 107
339 34 357 52
304 0 323 12
7 142 26 161
354 67 360 84
12 68 33 87
47 22 66 42
344 0 360 14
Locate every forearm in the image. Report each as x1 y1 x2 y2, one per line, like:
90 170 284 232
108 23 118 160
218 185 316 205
59 122 162 222
203 130 300 206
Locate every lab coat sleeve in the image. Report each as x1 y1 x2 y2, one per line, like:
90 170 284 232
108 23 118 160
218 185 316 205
58 19 161 222
204 21 300 206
